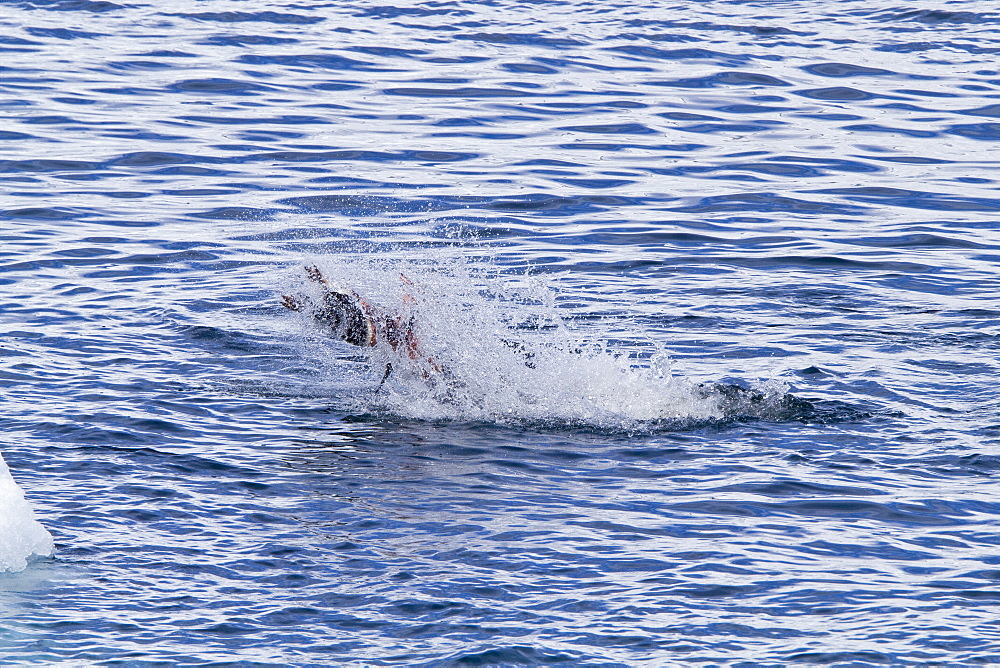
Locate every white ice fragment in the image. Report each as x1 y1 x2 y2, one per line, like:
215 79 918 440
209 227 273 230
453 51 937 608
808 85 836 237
0 453 54 573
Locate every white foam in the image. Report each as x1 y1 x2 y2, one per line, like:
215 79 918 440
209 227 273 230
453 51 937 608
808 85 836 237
0 453 54 573
285 255 738 431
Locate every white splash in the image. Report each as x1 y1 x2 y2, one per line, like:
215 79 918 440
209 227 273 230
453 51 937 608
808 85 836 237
284 255 790 431
0 453 54 573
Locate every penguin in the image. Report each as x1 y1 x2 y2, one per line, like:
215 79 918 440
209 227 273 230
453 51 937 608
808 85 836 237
282 265 440 387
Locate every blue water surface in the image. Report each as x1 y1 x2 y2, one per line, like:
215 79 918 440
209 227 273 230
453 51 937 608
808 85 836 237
3 0 1000 664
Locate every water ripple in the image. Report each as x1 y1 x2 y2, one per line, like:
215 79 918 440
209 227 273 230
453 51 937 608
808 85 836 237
3 0 1000 664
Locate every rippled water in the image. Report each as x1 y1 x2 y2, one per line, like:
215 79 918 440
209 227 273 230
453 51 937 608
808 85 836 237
4 0 1000 663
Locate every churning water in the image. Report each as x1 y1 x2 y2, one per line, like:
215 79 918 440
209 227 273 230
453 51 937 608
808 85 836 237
3 0 1000 664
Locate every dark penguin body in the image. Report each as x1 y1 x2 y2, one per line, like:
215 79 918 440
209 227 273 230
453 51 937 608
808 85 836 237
282 265 436 376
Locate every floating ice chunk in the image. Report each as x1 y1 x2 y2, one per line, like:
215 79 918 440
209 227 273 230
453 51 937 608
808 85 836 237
0 453 53 573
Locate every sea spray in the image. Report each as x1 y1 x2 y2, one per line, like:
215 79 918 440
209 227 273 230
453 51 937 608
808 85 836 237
283 255 798 430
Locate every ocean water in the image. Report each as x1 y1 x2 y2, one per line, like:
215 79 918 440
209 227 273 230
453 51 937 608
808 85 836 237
3 0 1000 664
